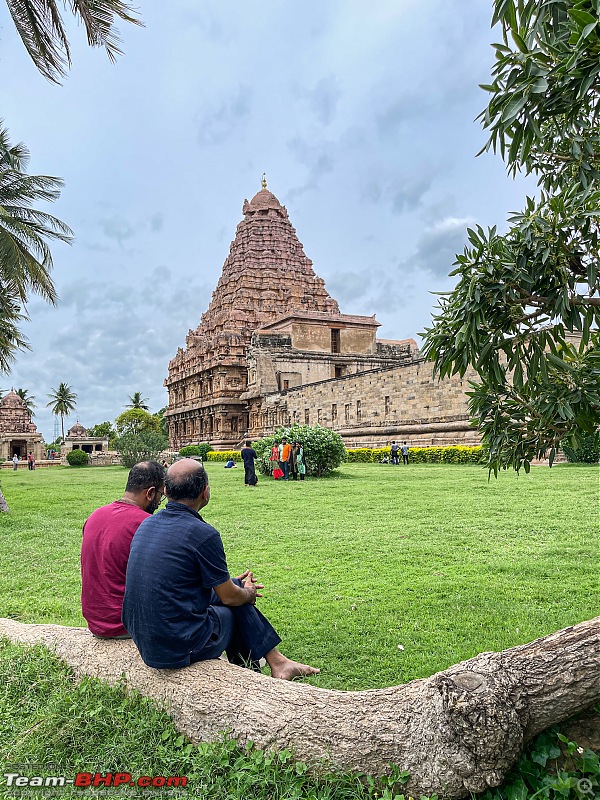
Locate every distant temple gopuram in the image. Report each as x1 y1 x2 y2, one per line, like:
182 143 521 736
0 390 44 462
164 181 478 451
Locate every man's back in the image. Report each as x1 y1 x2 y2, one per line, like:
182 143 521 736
122 502 230 668
241 447 256 466
81 501 149 637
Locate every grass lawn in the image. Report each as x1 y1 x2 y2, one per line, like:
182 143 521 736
0 461 597 690
0 462 598 798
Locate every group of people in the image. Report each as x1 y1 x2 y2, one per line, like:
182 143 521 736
389 441 410 465
81 459 319 679
224 438 307 484
11 453 36 470
269 438 306 481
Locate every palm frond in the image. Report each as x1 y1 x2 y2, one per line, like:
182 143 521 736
71 0 143 63
5 0 70 83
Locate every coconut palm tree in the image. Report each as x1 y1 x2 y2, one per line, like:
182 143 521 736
46 383 77 441
126 392 150 411
0 123 73 372
4 0 143 84
15 388 36 416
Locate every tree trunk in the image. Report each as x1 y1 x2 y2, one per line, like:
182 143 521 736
1 616 598 799
0 487 8 512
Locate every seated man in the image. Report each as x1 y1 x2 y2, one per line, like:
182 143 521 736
81 461 166 638
122 458 319 680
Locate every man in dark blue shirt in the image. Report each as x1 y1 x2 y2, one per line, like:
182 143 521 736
123 458 320 680
240 440 257 486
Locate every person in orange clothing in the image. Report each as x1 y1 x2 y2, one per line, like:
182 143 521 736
278 437 292 481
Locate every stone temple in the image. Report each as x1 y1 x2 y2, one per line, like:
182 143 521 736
164 183 478 451
0 390 44 462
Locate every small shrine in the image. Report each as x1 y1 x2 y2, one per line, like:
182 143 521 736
61 422 110 458
0 391 45 463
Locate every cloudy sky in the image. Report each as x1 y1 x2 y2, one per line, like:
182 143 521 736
0 0 534 440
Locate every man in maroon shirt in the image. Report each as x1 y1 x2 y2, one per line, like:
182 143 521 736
81 461 165 638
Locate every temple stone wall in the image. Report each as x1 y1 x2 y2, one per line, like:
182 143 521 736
254 359 481 448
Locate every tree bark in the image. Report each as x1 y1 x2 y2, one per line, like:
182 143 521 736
1 616 598 799
0 488 8 512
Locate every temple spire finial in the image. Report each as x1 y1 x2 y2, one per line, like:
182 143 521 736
261 173 267 190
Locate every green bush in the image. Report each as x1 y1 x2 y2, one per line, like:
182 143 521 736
345 448 388 463
66 449 89 467
179 443 213 460
254 425 345 477
114 431 169 469
206 450 239 463
344 445 483 464
561 433 600 463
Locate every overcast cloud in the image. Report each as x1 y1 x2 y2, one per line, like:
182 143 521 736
0 0 534 439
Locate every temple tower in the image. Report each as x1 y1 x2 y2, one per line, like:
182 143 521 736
164 183 340 449
0 390 45 462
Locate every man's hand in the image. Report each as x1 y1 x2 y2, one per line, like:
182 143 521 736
215 572 264 607
241 570 263 605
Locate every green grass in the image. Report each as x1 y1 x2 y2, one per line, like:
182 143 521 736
0 462 597 690
0 462 598 798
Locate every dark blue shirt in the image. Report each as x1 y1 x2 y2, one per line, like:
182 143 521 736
122 501 230 668
241 447 256 467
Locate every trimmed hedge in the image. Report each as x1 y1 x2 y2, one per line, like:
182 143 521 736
206 450 240 463
179 443 213 460
345 445 483 464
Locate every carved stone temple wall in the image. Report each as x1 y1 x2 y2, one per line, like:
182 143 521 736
0 391 45 463
164 184 476 451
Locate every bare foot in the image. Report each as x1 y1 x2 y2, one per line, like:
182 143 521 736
270 659 320 680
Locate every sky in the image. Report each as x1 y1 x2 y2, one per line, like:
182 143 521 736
0 0 534 441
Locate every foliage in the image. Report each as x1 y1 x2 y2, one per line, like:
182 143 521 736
156 406 168 437
4 0 143 84
46 382 77 440
345 445 483 464
15 387 35 415
114 430 168 469
205 449 238 463
421 0 600 475
65 448 89 467
114 408 161 437
86 421 114 439
44 436 62 453
562 432 600 463
481 726 599 800
179 443 213 460
0 122 73 373
254 424 346 477
126 391 150 411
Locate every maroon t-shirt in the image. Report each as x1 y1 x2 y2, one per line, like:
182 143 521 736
81 501 149 637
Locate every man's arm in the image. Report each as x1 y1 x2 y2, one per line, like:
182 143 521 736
214 571 263 607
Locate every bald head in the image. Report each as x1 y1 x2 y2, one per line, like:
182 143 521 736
165 458 209 506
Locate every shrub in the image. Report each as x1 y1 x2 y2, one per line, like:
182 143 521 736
344 445 483 464
255 425 345 477
561 433 600 463
114 431 169 469
206 450 239 463
179 443 213 460
66 449 89 467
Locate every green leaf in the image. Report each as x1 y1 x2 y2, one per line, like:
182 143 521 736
511 30 528 52
567 8 597 28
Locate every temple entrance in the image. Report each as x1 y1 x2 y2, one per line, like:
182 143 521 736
9 440 27 458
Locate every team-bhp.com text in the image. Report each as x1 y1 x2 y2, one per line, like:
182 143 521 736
3 772 187 789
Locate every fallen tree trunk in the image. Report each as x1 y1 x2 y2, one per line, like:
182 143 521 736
1 616 598 798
